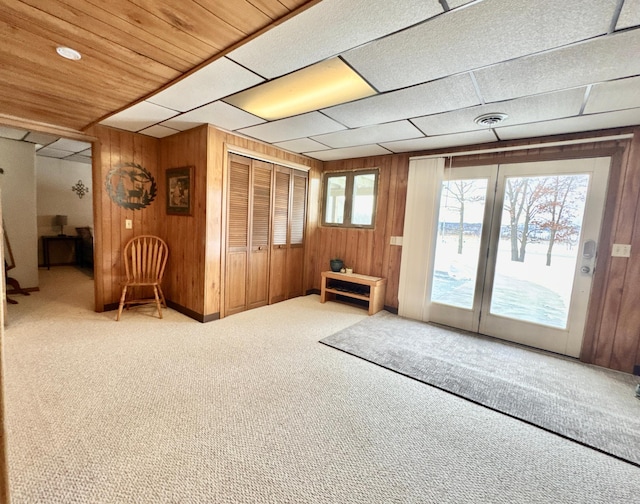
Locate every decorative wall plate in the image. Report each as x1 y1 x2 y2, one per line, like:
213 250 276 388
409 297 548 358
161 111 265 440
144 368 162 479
105 162 157 210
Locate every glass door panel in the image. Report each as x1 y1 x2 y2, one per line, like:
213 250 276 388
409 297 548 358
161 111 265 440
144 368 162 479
488 173 589 329
428 165 496 332
427 158 610 357
431 178 489 309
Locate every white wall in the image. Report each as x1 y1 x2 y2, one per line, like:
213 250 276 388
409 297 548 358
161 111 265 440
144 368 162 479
36 156 93 265
0 137 39 289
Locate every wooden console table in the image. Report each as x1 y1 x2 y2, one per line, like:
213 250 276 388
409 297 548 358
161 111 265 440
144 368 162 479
42 235 82 270
320 271 387 315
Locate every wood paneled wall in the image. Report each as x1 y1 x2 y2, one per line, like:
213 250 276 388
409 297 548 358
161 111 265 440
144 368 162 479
158 126 212 319
89 125 160 311
308 154 410 309
92 123 320 319
91 122 640 372
308 128 640 373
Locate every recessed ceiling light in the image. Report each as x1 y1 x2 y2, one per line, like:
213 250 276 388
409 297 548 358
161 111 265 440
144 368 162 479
56 46 82 61
224 58 377 121
474 113 508 127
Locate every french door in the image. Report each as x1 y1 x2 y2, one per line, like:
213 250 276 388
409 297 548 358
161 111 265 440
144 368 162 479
428 158 610 357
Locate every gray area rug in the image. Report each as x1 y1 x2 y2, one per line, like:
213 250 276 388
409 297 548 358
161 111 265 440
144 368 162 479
320 310 640 466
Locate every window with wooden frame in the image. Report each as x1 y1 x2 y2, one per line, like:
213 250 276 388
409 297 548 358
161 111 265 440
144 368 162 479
322 169 379 228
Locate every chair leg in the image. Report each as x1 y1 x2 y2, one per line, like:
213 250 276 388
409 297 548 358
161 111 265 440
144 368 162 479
116 286 128 321
157 285 167 308
153 285 163 319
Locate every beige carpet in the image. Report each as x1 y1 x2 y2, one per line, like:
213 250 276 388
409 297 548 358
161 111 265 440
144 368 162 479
4 266 640 503
320 311 640 465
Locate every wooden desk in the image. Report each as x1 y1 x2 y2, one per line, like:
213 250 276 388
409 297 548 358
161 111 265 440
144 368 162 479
321 271 386 315
42 235 82 270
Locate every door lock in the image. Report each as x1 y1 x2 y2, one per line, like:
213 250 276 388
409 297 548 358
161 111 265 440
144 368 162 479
580 266 591 274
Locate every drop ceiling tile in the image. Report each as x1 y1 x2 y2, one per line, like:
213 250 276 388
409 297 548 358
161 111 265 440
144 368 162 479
303 144 392 162
146 58 264 112
323 74 479 128
162 102 266 132
48 138 92 152
36 147 74 159
496 108 640 140
412 88 586 136
78 148 92 156
583 76 640 114
139 125 180 139
24 131 59 145
475 29 640 103
343 0 615 92
311 121 424 148
100 102 178 132
381 130 497 153
616 0 640 29
64 154 92 165
237 112 346 143
0 125 27 140
227 0 444 79
273 138 331 154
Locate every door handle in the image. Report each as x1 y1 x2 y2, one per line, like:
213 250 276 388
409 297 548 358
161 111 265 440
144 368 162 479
582 239 596 259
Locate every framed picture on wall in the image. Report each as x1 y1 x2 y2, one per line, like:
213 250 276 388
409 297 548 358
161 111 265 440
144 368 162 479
166 166 193 216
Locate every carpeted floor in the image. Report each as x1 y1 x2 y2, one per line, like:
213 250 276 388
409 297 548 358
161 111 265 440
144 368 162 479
4 267 640 503
320 311 640 466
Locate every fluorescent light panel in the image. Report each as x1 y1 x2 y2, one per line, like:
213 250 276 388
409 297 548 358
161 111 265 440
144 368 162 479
224 58 376 121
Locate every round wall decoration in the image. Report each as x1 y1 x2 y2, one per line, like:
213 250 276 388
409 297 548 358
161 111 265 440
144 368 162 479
105 162 157 210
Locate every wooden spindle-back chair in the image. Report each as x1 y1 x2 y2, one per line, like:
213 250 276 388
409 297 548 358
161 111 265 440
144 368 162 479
116 235 168 321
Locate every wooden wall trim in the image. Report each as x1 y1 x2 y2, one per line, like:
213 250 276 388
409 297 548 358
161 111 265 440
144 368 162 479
0 113 97 142
410 128 635 160
226 143 311 172
451 146 626 168
580 150 626 363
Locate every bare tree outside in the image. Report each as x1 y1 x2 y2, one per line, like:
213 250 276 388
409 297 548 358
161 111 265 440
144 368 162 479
443 180 484 254
504 177 548 262
534 175 588 266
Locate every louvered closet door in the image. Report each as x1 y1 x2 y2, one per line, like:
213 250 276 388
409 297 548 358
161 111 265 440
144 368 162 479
226 154 250 315
247 160 272 309
286 171 307 299
269 167 291 304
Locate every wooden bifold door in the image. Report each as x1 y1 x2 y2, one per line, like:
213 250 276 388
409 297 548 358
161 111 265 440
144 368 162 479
225 153 308 316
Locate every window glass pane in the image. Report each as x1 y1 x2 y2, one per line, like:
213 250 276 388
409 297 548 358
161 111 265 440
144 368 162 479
351 173 376 225
324 175 346 224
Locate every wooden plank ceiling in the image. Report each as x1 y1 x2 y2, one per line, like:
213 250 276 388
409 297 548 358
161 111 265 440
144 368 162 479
0 0 314 131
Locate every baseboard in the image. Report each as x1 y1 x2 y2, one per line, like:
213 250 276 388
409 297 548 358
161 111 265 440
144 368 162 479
634 365 640 376
166 301 219 323
384 305 398 314
105 300 218 323
306 288 321 295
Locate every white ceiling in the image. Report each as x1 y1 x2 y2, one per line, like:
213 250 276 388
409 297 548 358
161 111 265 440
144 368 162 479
0 125 92 164
96 0 640 161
